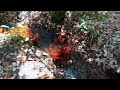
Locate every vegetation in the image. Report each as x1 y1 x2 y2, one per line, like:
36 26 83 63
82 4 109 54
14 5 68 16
0 11 119 79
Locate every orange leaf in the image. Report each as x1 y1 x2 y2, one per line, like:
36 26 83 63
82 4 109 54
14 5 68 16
10 25 34 38
47 46 62 61
63 46 72 54
0 28 4 33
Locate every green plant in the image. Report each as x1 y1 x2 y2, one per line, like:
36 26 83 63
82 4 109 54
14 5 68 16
88 27 100 45
79 19 88 30
8 35 32 52
72 11 108 22
94 12 107 21
10 35 32 45
79 11 92 21
78 18 100 46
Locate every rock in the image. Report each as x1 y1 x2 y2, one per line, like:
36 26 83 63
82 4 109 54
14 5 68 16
18 60 55 79
64 69 81 79
12 67 17 72
35 49 42 57
117 67 120 73
17 46 56 79
0 25 10 29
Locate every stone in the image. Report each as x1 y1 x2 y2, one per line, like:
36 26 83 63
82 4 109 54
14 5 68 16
18 59 56 79
35 49 42 57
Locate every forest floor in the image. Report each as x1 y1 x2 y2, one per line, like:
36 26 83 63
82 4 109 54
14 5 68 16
0 11 120 79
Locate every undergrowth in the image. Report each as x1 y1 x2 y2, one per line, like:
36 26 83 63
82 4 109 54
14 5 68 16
0 11 108 66
71 11 106 46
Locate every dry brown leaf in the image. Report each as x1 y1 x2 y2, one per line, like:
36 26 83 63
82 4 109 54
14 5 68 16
2 60 10 66
17 53 22 60
90 43 97 51
3 72 12 79
17 53 27 62
48 63 55 69
42 74 53 79
0 28 7 33
37 74 51 79
0 28 4 33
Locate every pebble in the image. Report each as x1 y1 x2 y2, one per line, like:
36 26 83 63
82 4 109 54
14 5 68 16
12 62 17 67
27 57 34 61
24 48 29 53
29 49 34 55
117 67 120 73
67 60 73 65
35 49 42 57
64 69 81 79
12 67 17 71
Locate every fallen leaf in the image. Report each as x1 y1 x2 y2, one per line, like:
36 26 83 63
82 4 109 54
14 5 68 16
48 63 55 69
46 46 62 61
90 43 97 51
42 74 53 79
17 53 22 60
3 72 12 79
17 53 27 62
0 28 8 33
2 60 10 66
0 28 4 33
